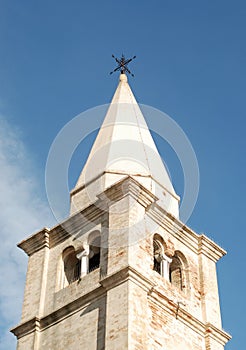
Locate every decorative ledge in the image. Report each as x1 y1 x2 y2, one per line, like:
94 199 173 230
18 228 50 256
205 322 232 346
10 317 40 338
17 202 104 255
99 265 155 292
148 289 231 346
147 202 226 262
198 234 226 262
97 175 158 209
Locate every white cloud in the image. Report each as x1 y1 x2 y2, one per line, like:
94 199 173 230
0 116 55 349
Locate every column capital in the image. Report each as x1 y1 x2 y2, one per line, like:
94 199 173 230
159 253 172 263
76 245 89 259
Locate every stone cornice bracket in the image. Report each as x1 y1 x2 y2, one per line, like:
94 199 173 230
18 228 50 256
97 175 158 209
10 317 41 339
205 323 232 347
198 234 226 262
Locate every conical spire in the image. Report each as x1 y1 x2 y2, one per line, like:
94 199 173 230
70 74 179 217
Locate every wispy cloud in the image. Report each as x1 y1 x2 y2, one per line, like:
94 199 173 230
0 116 55 349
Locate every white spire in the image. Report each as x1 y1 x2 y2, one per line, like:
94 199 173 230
70 74 179 217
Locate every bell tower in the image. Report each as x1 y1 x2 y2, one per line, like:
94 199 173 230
11 72 231 349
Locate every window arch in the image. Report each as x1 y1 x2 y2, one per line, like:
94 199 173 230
169 251 189 291
153 234 171 280
62 246 81 287
88 231 101 273
153 237 164 274
169 255 183 290
152 237 189 291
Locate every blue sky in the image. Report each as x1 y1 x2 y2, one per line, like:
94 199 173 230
0 0 245 348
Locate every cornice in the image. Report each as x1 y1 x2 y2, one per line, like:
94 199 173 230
17 202 104 255
11 266 139 339
97 175 158 209
99 265 155 292
205 322 231 346
18 176 157 256
70 170 180 202
198 235 226 262
11 265 155 339
147 203 226 262
18 228 50 256
11 285 106 339
49 203 103 247
11 264 231 346
149 289 231 346
149 289 205 336
10 317 40 338
17 176 226 264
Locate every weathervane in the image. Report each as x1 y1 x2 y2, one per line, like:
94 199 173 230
110 54 136 77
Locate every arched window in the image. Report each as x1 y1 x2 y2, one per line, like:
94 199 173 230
88 233 101 273
153 234 172 280
169 255 183 290
153 238 163 274
62 247 81 287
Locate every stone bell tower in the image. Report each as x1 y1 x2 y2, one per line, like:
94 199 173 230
11 73 231 349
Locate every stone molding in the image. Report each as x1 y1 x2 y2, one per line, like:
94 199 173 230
198 235 226 262
205 323 232 346
147 203 226 262
70 170 180 202
10 317 41 339
11 264 230 347
17 176 157 256
11 265 154 339
11 286 106 339
49 203 103 247
18 229 50 256
148 288 231 347
17 176 226 263
97 175 158 209
17 203 103 256
100 265 156 292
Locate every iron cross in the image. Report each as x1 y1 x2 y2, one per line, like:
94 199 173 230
110 54 136 77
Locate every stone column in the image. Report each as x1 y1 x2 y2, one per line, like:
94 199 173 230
76 245 89 278
160 253 172 280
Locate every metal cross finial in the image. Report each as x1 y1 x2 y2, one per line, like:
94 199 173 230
110 54 136 77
